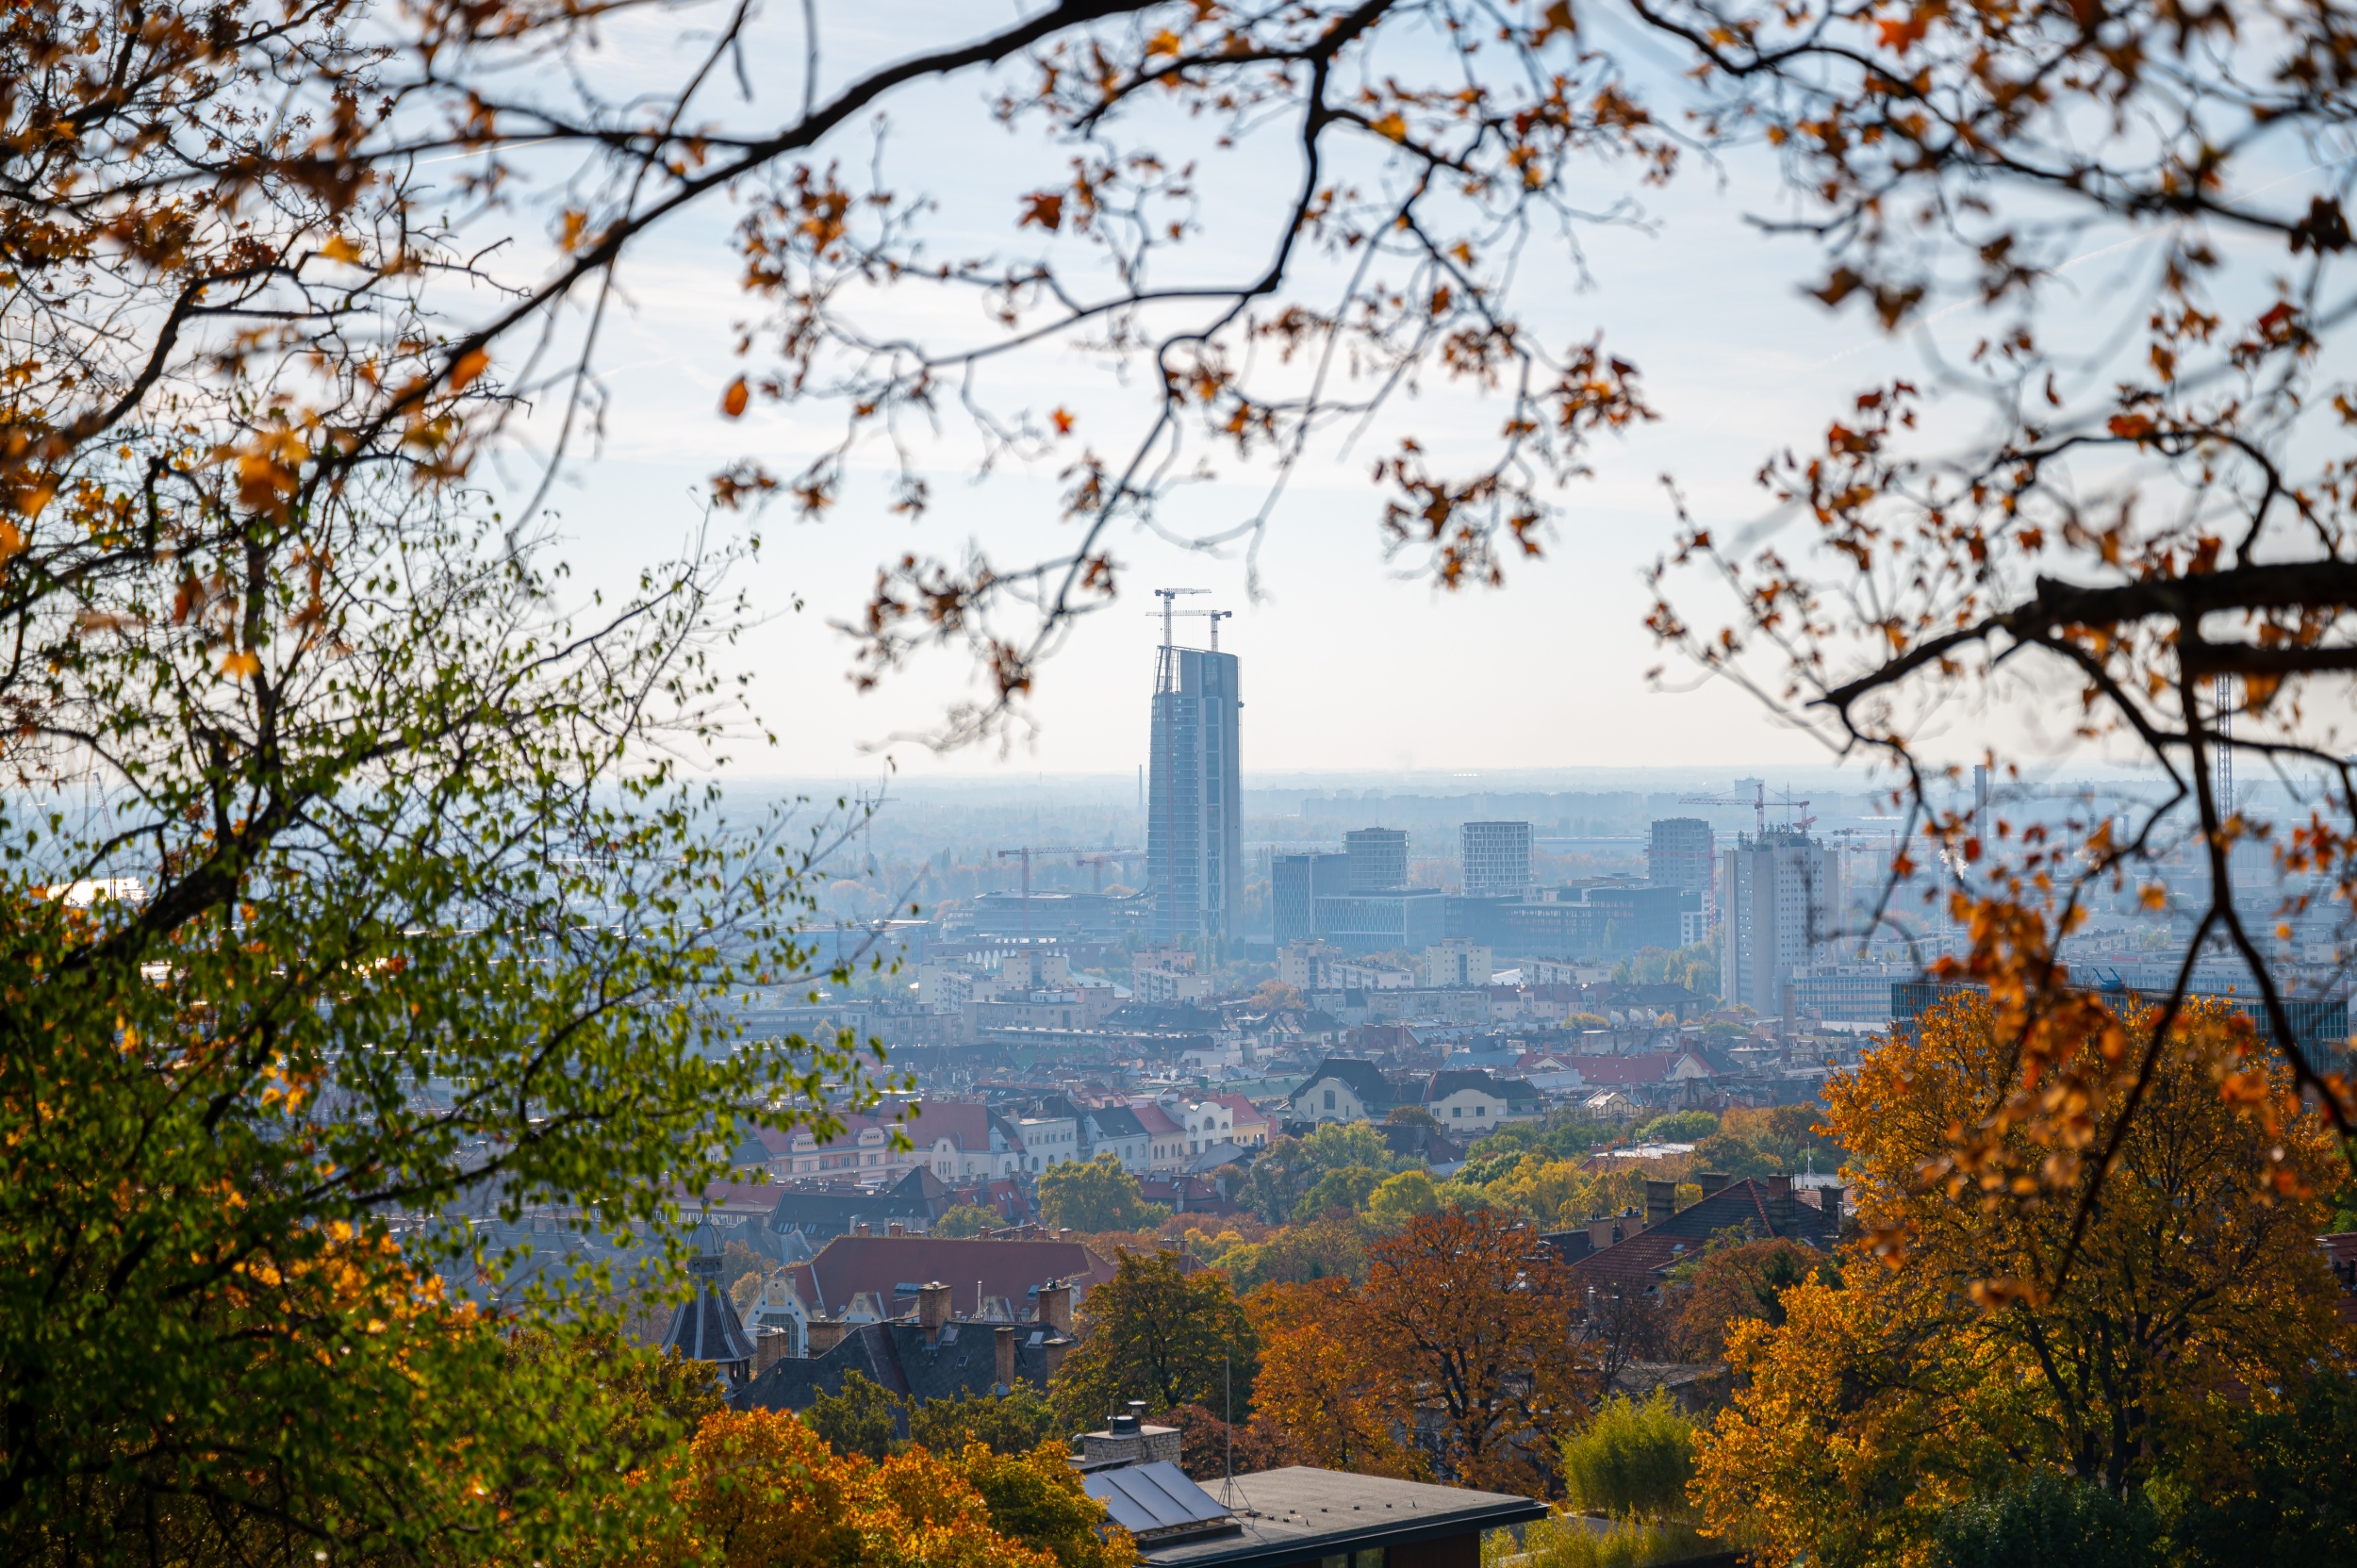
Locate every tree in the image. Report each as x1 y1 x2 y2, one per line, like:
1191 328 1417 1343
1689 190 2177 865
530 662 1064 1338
1930 1472 2162 1568
805 1370 901 1462
1292 1165 1386 1222
1048 1252 1257 1428
1356 1208 1593 1496
1366 1169 1442 1228
2170 1374 2357 1568
1241 1279 1425 1480
907 1388 1061 1459
1670 1237 1827 1362
935 1204 1003 1239
1558 1390 1698 1524
631 1408 1100 1568
1690 994 2346 1566
1686 1131 1780 1180
1385 1106 1442 1131
1218 1212 1370 1292
1039 1157 1169 1233
1635 1111 1718 1144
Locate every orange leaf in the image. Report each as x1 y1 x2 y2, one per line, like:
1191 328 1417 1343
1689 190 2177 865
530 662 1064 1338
221 650 261 681
722 377 750 419
1371 111 1409 142
2106 412 2155 439
1051 407 1075 436
320 234 363 265
449 348 490 393
1019 192 1065 231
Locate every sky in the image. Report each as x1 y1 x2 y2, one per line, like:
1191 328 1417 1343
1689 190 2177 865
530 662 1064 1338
448 1 2227 787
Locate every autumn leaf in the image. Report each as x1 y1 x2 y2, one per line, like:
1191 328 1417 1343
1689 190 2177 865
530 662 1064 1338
221 650 261 681
448 348 490 393
1019 191 1065 231
1536 0 1577 41
2106 412 2155 439
319 234 363 265
1370 111 1409 142
721 377 750 418
1051 407 1075 435
1875 11 1932 52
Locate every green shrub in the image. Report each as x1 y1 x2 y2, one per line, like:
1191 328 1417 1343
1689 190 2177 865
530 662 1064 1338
1485 1513 1710 1568
906 1385 1060 1457
1558 1390 1697 1523
1635 1111 1718 1144
1931 1472 2161 1568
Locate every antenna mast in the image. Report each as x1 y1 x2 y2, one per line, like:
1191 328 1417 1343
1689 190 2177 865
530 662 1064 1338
2215 673 2234 815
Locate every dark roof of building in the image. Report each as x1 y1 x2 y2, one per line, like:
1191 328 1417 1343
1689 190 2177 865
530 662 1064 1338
766 1167 951 1232
1424 1068 1503 1101
1129 1467 1546 1568
1088 1103 1149 1139
733 1318 1067 1413
1294 1057 1395 1108
1562 1177 1839 1295
780 1233 1116 1320
662 1281 754 1366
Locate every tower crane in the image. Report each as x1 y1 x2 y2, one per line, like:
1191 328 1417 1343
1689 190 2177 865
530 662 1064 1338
1677 780 1811 836
994 845 1140 934
1146 605 1234 650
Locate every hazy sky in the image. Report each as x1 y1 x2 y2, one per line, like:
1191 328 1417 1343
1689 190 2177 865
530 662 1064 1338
466 2 2200 785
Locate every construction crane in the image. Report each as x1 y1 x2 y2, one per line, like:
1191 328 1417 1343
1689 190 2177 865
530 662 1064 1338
1146 605 1234 650
994 846 1139 934
1678 780 1810 836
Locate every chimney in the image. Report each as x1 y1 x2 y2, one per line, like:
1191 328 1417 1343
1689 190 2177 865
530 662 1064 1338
1765 1174 1795 1232
1038 1279 1074 1334
995 1325 1016 1392
1820 1184 1845 1237
1699 1171 1733 1196
888 1221 906 1238
1588 1217 1617 1252
1644 1179 1678 1229
806 1317 849 1357
1042 1335 1072 1378
854 1221 870 1236
918 1280 952 1333
754 1328 791 1377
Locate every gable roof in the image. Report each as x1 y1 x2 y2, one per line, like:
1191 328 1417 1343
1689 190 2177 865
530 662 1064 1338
1425 1068 1503 1101
1211 1094 1270 1126
1131 1100 1183 1136
1088 1103 1149 1139
787 1233 1117 1319
1563 1177 1839 1295
1294 1057 1395 1108
905 1099 1014 1152
734 1318 1067 1414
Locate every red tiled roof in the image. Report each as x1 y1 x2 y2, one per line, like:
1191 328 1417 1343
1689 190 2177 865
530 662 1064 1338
1130 1101 1182 1136
1211 1094 1269 1125
791 1234 1118 1319
904 1100 1000 1151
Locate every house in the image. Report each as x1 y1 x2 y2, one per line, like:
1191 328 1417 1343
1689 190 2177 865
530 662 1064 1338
1421 1068 1543 1130
769 1232 1118 1325
1135 1099 1192 1171
1289 1057 1397 1124
1159 1095 1235 1158
1553 1174 1843 1300
1084 1102 1152 1170
1084 1456 1545 1568
735 1278 1079 1418
1139 1171 1243 1216
903 1100 1029 1183
1578 1089 1640 1121
1211 1094 1271 1147
766 1167 953 1240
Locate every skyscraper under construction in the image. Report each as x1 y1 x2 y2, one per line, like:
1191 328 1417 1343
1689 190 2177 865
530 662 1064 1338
1146 599 1241 947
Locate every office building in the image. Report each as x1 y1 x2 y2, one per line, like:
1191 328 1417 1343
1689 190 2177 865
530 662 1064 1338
1314 887 1447 953
1722 829 1839 1018
1426 938 1493 987
1648 817 1716 927
1147 644 1242 944
1344 827 1409 892
1460 820 1534 900
1272 851 1349 944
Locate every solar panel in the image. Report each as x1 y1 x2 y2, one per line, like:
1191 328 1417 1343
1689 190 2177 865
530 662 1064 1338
1082 1462 1236 1541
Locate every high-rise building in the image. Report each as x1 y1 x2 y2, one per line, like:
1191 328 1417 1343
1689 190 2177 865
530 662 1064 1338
1721 829 1839 1019
1147 643 1242 944
1460 820 1533 900
1273 851 1348 944
1648 817 1717 927
1343 827 1409 892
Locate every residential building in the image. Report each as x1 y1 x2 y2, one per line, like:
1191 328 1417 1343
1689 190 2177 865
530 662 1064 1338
1272 851 1348 944
1082 1460 1544 1568
1460 820 1534 899
1289 1057 1398 1123
766 1168 955 1239
1330 955 1418 990
765 1233 1116 1326
1554 1174 1842 1298
1277 939 1341 991
1134 948 1211 1004
1134 1100 1191 1170
1647 817 1717 929
1014 1108 1080 1173
1082 1102 1152 1171
1147 642 1243 944
1425 938 1492 987
1158 1095 1235 1158
1722 828 1840 1017
1343 826 1409 891
1210 1094 1271 1147
1422 1068 1541 1127
903 1101 1028 1183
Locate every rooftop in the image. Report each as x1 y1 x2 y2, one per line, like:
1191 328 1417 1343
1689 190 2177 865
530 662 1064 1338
1125 1467 1546 1568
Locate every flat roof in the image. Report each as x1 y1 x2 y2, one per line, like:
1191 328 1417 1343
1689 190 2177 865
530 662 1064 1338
1132 1467 1548 1568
